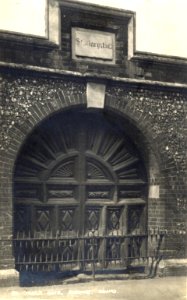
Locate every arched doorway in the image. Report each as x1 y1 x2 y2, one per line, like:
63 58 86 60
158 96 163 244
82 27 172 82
13 109 148 274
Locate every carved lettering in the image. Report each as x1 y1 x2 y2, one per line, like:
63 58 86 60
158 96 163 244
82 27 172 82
72 27 115 61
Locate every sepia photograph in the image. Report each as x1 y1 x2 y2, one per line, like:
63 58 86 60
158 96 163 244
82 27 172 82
0 0 186 299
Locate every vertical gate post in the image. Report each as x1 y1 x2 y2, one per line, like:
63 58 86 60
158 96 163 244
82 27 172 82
91 230 96 280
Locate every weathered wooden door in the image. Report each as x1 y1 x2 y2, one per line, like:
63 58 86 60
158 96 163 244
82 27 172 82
14 110 147 271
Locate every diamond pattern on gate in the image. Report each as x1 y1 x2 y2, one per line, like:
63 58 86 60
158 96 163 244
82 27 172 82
87 208 100 231
108 208 121 230
60 209 74 231
128 205 143 234
36 210 50 231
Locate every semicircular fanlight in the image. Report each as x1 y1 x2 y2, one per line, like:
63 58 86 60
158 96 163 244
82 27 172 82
14 110 147 187
87 160 113 181
51 160 75 178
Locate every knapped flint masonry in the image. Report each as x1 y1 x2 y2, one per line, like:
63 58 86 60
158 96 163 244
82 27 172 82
0 0 186 286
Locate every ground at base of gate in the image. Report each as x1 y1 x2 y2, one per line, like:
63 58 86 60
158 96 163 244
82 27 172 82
0 277 186 300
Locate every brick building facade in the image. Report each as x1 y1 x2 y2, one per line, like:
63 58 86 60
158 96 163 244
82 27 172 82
0 0 186 285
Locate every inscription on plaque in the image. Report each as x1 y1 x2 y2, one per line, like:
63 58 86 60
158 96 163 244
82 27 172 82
72 27 115 62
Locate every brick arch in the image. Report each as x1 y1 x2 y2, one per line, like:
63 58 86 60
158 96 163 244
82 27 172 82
12 98 162 195
3 90 162 188
1 78 170 193
13 106 161 226
10 99 162 183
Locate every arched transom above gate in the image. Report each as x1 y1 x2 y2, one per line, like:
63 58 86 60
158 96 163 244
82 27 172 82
14 110 147 204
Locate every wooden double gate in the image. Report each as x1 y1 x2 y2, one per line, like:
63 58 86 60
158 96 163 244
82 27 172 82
14 110 149 275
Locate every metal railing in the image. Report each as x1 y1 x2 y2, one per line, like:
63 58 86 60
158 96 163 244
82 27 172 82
13 230 165 278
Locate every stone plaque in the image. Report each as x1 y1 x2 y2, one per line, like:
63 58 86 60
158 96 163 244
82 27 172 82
149 185 160 199
86 82 106 108
72 27 115 62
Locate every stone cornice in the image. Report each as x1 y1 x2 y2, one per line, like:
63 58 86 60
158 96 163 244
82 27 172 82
0 61 187 91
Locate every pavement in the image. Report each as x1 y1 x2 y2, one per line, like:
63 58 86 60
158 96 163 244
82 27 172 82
0 276 186 300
